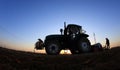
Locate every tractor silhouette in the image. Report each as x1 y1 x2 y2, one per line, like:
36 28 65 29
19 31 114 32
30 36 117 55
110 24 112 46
35 22 103 55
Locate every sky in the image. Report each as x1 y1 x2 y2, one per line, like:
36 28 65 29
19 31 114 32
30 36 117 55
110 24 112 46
0 0 120 52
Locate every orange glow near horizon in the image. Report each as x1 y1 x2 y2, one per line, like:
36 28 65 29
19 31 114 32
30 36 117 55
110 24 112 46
0 38 120 54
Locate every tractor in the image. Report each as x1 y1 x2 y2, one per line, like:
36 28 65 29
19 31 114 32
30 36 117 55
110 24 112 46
35 22 103 55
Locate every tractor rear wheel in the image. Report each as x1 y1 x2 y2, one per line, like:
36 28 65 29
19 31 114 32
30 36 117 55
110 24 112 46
45 40 61 55
78 38 91 53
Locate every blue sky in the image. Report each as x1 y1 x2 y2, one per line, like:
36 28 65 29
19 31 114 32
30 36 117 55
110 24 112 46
0 0 120 51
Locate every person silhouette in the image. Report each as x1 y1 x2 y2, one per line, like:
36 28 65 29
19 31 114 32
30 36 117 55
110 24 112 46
105 38 110 49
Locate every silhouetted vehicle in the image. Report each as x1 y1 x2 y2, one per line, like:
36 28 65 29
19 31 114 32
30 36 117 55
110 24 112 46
35 22 103 55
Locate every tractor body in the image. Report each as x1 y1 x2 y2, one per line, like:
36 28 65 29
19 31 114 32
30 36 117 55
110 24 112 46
35 23 102 55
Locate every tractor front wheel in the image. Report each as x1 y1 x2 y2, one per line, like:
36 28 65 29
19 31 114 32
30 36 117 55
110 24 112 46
45 40 61 55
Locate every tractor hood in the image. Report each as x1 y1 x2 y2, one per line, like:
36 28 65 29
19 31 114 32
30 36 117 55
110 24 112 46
45 34 64 40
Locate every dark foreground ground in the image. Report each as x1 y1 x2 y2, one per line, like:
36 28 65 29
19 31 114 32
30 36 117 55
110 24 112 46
0 46 120 70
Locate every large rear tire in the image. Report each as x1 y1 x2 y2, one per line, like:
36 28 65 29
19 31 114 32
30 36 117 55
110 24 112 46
45 40 61 55
78 38 91 53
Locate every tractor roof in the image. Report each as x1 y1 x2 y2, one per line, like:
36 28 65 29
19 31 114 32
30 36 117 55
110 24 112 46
67 24 82 29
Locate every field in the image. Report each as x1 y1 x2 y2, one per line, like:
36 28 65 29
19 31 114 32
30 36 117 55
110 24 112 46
0 46 120 70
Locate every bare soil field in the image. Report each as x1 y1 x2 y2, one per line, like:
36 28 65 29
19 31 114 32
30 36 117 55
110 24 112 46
0 46 120 70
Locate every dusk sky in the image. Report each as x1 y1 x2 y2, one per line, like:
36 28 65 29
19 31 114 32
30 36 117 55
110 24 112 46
0 0 120 52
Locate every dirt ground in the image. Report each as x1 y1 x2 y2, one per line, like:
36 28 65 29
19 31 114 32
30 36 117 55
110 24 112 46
0 46 120 70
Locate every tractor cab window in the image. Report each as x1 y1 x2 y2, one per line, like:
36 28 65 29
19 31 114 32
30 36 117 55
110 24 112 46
66 24 82 35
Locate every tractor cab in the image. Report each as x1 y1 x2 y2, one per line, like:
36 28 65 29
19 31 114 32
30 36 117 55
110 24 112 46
61 22 88 39
60 22 86 35
64 24 82 35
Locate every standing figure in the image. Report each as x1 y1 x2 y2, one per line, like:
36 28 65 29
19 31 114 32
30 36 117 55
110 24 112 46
105 38 110 49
